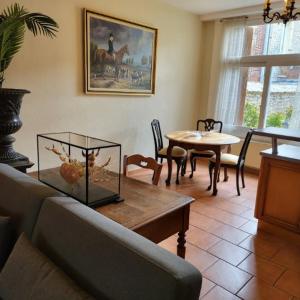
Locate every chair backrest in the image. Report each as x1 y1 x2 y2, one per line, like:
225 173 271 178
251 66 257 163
151 119 164 159
123 154 163 185
196 119 223 133
238 130 253 165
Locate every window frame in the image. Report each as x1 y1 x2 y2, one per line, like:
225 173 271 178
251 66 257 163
239 53 300 129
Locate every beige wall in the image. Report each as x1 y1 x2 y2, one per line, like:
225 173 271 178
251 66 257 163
197 21 215 119
1 0 202 170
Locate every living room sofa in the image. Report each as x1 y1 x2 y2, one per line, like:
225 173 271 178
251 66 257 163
0 163 202 300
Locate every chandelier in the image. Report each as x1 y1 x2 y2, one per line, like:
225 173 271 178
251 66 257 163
263 0 300 24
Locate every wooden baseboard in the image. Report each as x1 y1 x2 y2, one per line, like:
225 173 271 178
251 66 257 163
244 166 259 175
258 220 300 247
129 161 260 176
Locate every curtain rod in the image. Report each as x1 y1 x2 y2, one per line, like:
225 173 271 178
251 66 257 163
220 15 249 22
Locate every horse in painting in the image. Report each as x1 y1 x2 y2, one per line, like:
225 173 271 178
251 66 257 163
94 44 129 81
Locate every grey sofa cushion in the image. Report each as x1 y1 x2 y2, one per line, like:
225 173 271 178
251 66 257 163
0 163 64 239
32 197 202 300
0 233 95 300
0 216 13 269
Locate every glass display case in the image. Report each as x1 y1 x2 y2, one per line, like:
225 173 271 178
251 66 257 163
37 132 121 207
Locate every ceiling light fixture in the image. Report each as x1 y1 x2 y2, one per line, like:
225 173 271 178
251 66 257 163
263 0 300 24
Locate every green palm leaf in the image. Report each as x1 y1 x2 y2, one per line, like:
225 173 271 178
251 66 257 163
0 20 25 71
25 13 58 38
0 3 58 87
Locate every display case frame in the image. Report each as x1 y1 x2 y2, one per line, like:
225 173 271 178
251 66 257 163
37 132 122 207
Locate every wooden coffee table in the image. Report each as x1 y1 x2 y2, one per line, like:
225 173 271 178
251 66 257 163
96 175 193 259
30 170 193 259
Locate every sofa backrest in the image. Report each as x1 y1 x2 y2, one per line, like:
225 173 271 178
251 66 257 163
32 196 202 300
0 164 63 239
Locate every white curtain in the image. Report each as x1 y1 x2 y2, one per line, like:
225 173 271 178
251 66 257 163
213 20 247 125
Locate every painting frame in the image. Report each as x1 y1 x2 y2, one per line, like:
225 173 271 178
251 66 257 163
84 9 157 96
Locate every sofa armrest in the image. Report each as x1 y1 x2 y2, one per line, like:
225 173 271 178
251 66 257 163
0 164 63 238
32 197 202 300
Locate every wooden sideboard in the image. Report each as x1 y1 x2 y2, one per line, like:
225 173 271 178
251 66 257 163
254 128 300 241
255 145 300 233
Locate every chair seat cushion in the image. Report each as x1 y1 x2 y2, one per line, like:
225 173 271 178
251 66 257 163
210 153 239 166
158 146 187 158
0 233 95 300
190 150 214 156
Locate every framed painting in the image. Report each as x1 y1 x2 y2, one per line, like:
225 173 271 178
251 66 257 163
84 9 157 95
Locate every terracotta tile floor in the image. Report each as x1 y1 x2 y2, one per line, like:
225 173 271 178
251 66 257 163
130 160 300 299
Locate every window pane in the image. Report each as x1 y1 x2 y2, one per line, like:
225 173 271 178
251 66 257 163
242 67 265 128
248 21 300 56
265 66 300 129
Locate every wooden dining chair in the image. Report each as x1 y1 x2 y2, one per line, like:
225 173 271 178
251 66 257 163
151 119 187 184
123 154 163 185
189 119 223 179
207 130 253 196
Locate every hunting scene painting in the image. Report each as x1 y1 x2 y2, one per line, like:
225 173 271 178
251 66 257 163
84 10 157 95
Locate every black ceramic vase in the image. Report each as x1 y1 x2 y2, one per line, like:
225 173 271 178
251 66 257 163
0 88 30 163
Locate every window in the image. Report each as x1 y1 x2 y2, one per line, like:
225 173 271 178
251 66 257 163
241 67 265 128
216 19 300 130
265 66 300 129
249 22 300 56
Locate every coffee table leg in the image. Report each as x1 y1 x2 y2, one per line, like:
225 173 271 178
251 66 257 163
213 149 221 196
177 205 190 259
165 143 173 186
177 231 186 258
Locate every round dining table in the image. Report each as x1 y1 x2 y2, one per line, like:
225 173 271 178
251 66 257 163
165 131 240 196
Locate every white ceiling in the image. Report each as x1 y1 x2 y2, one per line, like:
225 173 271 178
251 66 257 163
163 0 282 16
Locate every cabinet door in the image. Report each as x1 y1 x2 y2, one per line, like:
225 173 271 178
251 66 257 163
255 157 300 232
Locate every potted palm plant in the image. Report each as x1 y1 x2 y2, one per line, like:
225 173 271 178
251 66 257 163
0 3 58 164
